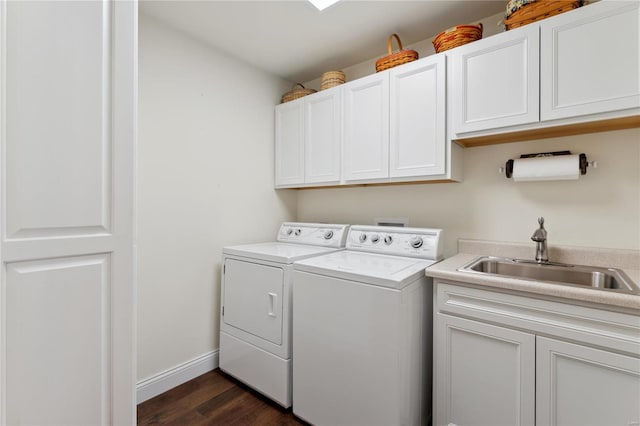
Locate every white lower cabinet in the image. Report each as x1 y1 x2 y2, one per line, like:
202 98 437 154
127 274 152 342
435 313 535 426
434 281 640 426
536 336 640 426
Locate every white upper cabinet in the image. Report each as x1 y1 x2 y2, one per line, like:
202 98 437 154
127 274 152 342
452 1 639 139
274 98 304 186
390 55 446 177
305 88 341 184
343 72 390 182
540 1 640 121
452 24 540 134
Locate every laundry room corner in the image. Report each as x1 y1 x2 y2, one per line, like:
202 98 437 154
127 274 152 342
136 13 298 401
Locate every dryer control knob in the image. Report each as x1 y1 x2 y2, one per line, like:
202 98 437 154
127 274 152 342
359 233 367 243
371 234 380 244
295 228 302 236
410 236 424 249
285 228 293 236
384 235 393 245
323 230 334 240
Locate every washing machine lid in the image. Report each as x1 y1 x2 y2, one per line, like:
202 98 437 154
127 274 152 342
293 250 439 289
224 242 343 264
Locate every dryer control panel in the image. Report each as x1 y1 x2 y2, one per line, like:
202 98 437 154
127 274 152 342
277 222 349 248
346 225 443 260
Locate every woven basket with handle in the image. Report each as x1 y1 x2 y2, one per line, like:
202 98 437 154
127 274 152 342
505 0 582 30
375 34 419 73
281 83 317 103
432 23 483 53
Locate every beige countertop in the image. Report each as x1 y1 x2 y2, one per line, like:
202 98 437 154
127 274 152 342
425 239 640 311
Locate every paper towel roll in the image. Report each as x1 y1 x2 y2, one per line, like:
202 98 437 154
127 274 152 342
512 155 580 182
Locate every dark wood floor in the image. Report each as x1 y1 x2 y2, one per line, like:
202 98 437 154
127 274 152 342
137 369 306 425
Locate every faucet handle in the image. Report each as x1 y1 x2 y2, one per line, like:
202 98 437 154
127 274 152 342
531 217 547 242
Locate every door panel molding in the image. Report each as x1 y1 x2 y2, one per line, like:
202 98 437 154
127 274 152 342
0 0 136 424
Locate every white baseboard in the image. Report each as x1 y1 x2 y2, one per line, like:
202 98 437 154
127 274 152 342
136 350 219 404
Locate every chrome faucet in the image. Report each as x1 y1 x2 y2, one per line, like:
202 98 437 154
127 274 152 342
531 217 549 263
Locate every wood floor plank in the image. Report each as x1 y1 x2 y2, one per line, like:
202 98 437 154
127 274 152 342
138 372 234 425
137 369 306 426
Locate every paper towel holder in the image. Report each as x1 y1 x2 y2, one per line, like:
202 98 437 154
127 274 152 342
500 151 595 178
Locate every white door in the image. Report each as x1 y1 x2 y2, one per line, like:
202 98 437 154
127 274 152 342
0 1 136 425
452 23 540 134
536 336 640 426
304 88 341 184
343 72 389 182
540 1 640 121
274 98 305 187
390 55 446 178
434 313 535 426
223 259 284 345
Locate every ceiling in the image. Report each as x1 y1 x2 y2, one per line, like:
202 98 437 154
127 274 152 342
139 0 505 82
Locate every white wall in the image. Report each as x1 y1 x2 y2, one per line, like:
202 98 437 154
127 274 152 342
299 130 640 257
137 15 296 381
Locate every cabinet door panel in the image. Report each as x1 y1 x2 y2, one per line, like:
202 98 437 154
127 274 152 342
536 336 640 426
305 88 341 184
434 313 535 426
390 56 445 177
275 99 304 186
343 73 389 181
541 1 640 121
453 24 539 134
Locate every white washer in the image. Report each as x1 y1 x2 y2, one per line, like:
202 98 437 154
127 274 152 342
292 225 443 426
219 222 349 408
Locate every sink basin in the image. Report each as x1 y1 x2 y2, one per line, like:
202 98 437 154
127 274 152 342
458 256 640 295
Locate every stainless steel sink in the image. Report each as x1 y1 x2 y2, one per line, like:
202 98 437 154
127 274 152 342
458 256 640 295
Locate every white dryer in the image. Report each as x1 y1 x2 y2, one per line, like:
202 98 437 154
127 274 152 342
292 225 443 426
219 222 349 408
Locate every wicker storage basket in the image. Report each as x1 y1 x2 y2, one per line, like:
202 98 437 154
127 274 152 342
375 34 419 72
281 83 317 103
505 0 582 30
432 23 483 53
321 70 346 90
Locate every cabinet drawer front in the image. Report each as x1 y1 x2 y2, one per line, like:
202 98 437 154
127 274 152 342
541 1 640 121
436 281 640 356
452 24 540 134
